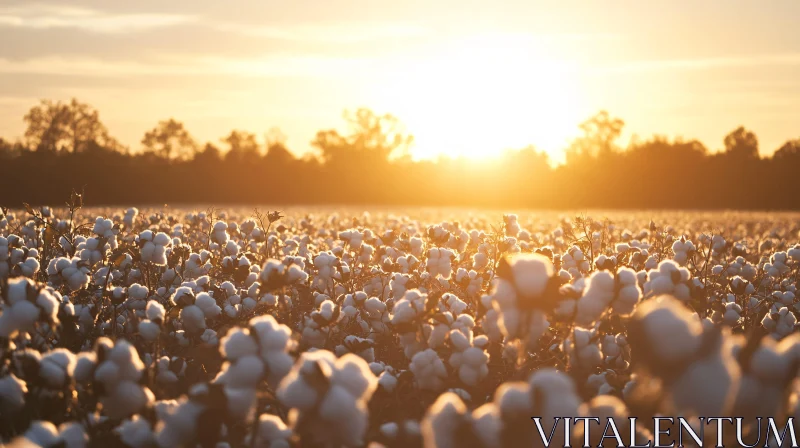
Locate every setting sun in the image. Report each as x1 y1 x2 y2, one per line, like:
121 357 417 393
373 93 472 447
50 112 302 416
368 33 584 162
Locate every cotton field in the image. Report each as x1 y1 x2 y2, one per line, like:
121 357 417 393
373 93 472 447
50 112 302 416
2 200 800 447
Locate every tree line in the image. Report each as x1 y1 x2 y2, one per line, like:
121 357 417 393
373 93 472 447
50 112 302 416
1 99 799 210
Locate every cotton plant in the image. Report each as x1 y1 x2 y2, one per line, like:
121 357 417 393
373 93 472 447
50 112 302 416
557 267 642 325
409 348 449 391
761 306 798 338
173 288 222 334
137 230 171 266
47 257 90 291
138 300 166 342
426 247 456 279
627 295 740 416
276 350 378 446
422 368 581 448
0 276 60 337
446 330 490 387
731 333 800 423
75 337 155 419
489 253 561 351
671 236 696 265
10 420 87 448
301 299 339 348
642 259 694 300
212 315 295 419
564 326 603 370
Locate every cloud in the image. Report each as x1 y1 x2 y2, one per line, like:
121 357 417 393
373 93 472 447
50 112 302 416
214 21 431 44
594 53 800 74
0 4 194 33
0 54 382 80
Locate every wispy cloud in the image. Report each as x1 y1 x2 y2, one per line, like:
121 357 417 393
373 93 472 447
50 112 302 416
594 53 800 74
0 4 194 34
0 54 381 79
212 21 431 44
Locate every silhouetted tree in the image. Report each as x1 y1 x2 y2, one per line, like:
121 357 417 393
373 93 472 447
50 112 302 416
312 108 414 167
773 139 800 161
194 143 223 165
723 126 759 160
23 98 119 153
6 100 800 210
565 110 625 164
222 130 260 163
141 119 197 160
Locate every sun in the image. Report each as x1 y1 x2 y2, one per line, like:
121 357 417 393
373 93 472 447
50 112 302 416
368 33 585 163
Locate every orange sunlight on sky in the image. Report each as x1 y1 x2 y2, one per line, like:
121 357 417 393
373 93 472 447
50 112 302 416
1 0 799 163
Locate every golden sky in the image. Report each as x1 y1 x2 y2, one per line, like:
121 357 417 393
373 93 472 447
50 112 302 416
1 1 799 162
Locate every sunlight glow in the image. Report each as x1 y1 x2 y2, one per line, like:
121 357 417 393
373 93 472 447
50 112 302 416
369 33 585 163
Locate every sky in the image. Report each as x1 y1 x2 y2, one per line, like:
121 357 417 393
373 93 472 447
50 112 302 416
1 0 799 163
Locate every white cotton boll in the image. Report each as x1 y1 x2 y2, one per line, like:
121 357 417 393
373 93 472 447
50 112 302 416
378 371 398 392
0 373 28 413
631 295 702 365
58 421 87 448
421 392 476 448
21 421 60 446
73 352 97 382
317 384 367 441
0 277 61 337
145 301 165 321
224 304 239 318
195 292 222 318
221 329 259 361
128 283 149 301
39 348 76 388
762 307 798 339
567 327 603 369
138 320 160 341
101 381 154 420
277 351 377 446
614 267 642 316
670 337 740 416
410 349 448 391
180 305 206 333
671 237 696 265
574 270 614 325
643 260 693 300
116 415 154 448
426 247 455 279
154 397 205 447
248 414 292 448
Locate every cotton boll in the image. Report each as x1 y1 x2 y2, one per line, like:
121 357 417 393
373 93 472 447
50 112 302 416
116 415 155 448
19 421 60 446
762 307 798 339
277 351 377 446
145 300 165 322
0 373 28 414
410 349 448 391
0 277 60 337
426 247 455 279
490 253 557 350
138 320 161 341
671 237 696 265
39 348 76 388
247 414 292 448
643 260 693 300
448 342 490 387
629 295 703 371
421 392 475 448
180 305 206 333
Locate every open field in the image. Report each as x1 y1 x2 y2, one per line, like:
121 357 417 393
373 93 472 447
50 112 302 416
2 204 800 446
